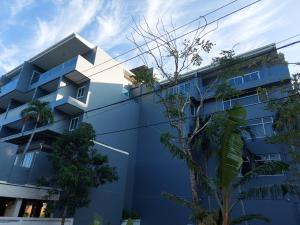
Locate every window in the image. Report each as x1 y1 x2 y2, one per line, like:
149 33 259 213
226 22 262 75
190 104 196 116
30 71 40 85
242 117 274 139
240 153 282 176
21 152 35 168
14 154 21 165
69 117 79 131
76 86 85 99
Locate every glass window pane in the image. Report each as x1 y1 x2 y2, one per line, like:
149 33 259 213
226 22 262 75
235 77 243 85
236 95 259 106
185 82 191 93
250 72 259 81
179 84 185 94
269 153 281 160
250 124 264 138
22 152 34 168
223 100 231 110
243 74 252 83
263 117 273 123
264 123 274 137
248 118 263 124
228 79 235 86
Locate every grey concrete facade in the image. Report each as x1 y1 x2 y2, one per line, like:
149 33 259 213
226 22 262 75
0 35 298 225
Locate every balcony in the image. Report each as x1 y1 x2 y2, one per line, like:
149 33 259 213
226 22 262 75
53 96 87 115
0 92 57 127
0 217 73 225
30 55 92 90
0 78 19 97
202 67 291 100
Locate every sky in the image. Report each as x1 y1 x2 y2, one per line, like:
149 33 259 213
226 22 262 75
0 0 300 75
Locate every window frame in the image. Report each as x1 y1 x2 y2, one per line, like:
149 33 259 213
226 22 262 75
21 152 35 168
76 86 86 99
30 71 41 85
240 153 283 177
69 117 79 131
241 116 274 140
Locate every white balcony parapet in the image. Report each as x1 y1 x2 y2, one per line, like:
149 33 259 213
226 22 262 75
0 181 59 201
0 217 73 225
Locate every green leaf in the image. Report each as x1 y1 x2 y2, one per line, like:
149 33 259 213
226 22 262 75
235 161 289 187
239 183 300 200
230 214 270 225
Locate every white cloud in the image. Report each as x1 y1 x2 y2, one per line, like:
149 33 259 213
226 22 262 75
90 1 127 49
34 0 101 50
10 0 34 16
0 41 21 73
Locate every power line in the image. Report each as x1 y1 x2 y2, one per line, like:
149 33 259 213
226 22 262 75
80 0 241 73
0 0 264 134
277 33 300 45
1 8 300 141
19 38 300 138
76 0 263 84
28 0 261 95
94 93 298 137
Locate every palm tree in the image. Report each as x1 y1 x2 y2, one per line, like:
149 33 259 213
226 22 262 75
198 106 296 225
20 100 54 155
164 106 295 225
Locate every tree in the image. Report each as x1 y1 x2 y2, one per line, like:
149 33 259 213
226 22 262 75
267 73 300 183
48 123 118 225
129 18 215 225
20 100 54 155
129 18 298 225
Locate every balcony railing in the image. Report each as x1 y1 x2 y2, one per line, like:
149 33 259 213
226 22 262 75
30 55 91 89
0 217 73 225
0 78 19 97
1 92 57 126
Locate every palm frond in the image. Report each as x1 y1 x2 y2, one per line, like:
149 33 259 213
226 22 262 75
239 183 300 200
218 106 246 188
161 192 194 209
230 214 270 225
234 161 289 187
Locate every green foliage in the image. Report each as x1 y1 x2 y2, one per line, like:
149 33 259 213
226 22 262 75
239 183 300 200
235 161 289 187
215 82 241 100
49 123 118 218
21 100 54 124
126 218 134 225
122 209 139 220
90 214 103 225
20 100 54 155
130 68 155 87
162 192 216 225
218 106 246 189
230 214 270 225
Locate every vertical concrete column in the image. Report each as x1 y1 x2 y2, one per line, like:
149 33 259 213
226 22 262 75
32 88 38 100
4 198 23 217
5 99 12 119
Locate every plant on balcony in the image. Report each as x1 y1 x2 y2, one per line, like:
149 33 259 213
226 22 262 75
20 100 54 155
49 123 118 225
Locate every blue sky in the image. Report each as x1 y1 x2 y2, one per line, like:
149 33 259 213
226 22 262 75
0 0 300 75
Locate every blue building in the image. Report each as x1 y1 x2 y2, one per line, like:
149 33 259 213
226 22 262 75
0 34 298 225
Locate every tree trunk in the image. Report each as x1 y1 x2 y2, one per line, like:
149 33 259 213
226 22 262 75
222 192 230 225
189 168 199 204
23 120 38 156
61 205 68 225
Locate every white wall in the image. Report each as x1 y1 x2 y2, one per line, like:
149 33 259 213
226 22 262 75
0 217 73 225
